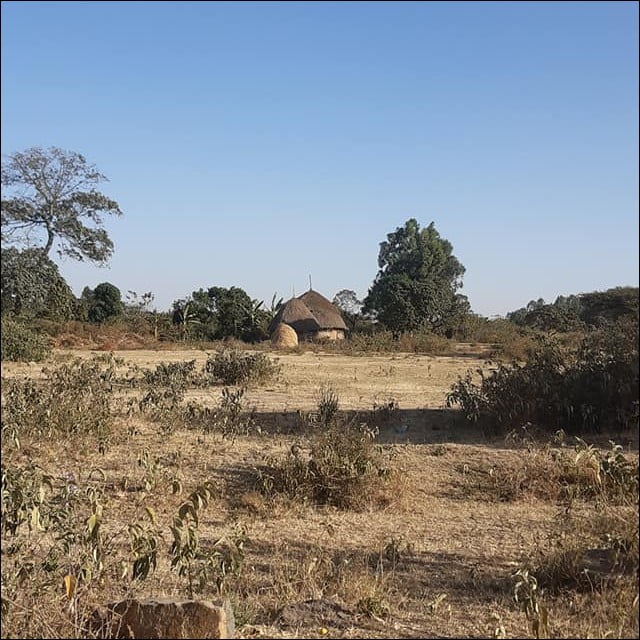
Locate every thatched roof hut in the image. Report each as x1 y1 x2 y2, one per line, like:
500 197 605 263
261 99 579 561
268 297 321 335
298 290 348 331
268 290 348 341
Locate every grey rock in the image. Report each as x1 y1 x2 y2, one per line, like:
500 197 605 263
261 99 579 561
90 597 235 639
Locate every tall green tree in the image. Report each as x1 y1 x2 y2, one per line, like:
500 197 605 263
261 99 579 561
0 247 74 320
1 146 122 264
363 219 469 334
82 282 124 323
207 286 269 340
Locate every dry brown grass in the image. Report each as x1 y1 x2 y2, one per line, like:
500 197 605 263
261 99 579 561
1 348 637 639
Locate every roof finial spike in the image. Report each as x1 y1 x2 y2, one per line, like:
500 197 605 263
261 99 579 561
292 284 295 298
309 274 313 291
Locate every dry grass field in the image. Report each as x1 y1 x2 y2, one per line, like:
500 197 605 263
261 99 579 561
2 347 638 639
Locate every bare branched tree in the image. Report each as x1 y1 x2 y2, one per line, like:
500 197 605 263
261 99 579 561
1 146 123 264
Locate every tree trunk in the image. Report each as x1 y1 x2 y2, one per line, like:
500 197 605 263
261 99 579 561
44 227 54 255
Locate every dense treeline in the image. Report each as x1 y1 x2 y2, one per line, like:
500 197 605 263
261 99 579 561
506 287 638 331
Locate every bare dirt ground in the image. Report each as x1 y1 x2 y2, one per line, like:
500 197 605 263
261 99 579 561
2 348 638 639
3 346 487 423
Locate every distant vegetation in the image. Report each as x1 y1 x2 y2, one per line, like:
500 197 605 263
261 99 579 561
506 287 638 331
1 153 636 364
0 317 52 362
448 318 639 436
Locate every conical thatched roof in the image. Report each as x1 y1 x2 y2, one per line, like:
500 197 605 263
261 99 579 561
297 290 348 331
268 298 321 335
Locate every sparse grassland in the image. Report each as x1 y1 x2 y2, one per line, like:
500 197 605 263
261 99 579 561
1 347 638 639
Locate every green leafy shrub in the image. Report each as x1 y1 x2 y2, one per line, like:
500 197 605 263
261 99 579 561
169 481 246 597
205 349 280 385
142 359 198 387
1 463 55 537
1 359 115 446
0 318 52 362
447 321 639 435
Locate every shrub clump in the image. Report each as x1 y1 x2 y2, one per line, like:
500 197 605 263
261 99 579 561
205 349 280 386
0 318 52 362
142 359 199 387
344 330 450 355
257 421 393 510
447 321 639 435
1 359 115 445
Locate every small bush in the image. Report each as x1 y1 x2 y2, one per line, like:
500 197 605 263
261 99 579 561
314 384 340 426
181 388 255 441
205 349 280 386
1 359 115 446
139 385 186 430
257 421 393 510
142 359 199 387
0 318 52 362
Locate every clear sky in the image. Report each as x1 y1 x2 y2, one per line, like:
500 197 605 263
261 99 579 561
2 1 638 316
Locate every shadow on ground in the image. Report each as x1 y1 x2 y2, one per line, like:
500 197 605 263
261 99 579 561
248 407 639 451
249 407 507 448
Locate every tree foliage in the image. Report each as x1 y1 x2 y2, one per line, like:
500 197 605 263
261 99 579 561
0 317 52 362
580 287 638 326
81 282 125 323
508 288 638 331
172 286 270 342
0 247 74 320
333 289 363 317
333 289 366 332
363 219 469 333
1 146 122 264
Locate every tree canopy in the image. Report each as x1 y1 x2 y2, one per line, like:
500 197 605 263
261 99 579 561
507 288 638 331
0 247 74 320
172 286 270 342
333 289 365 332
80 282 125 323
363 219 469 333
333 289 363 317
1 146 122 265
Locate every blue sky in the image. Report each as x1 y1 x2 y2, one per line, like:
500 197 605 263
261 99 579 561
2 1 638 316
